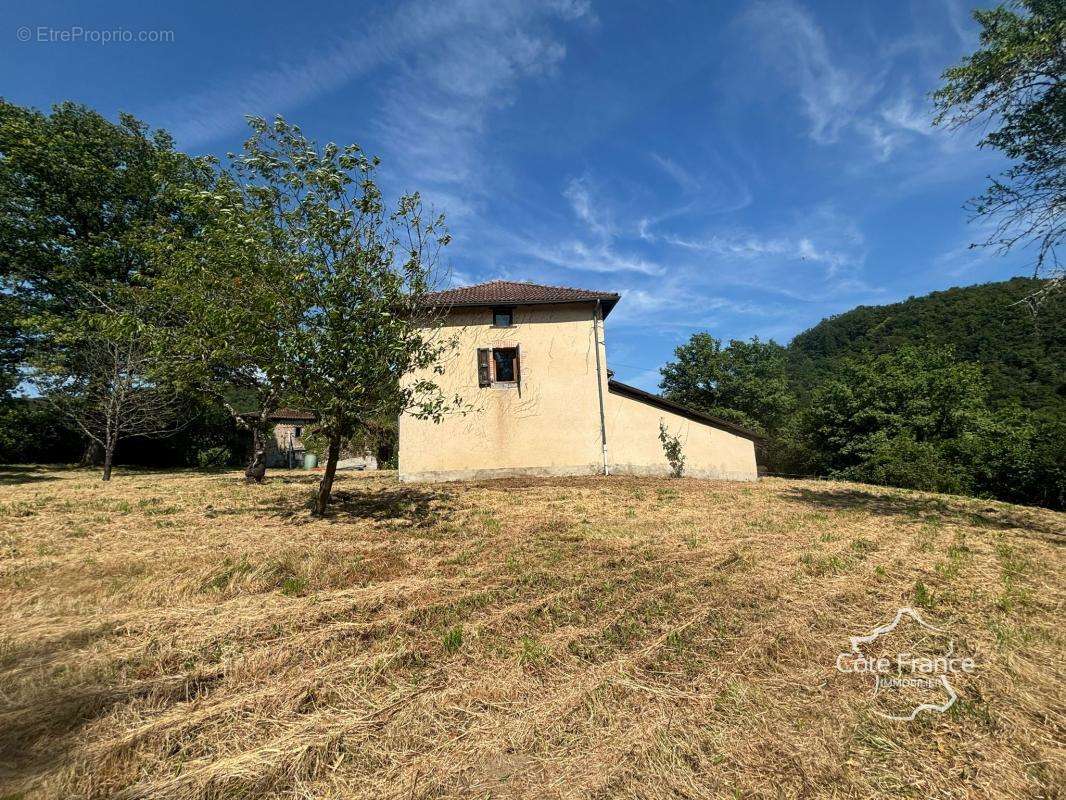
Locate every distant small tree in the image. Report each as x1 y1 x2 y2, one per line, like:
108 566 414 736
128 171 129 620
229 117 456 515
658 421 686 478
933 1 1065 298
35 315 187 480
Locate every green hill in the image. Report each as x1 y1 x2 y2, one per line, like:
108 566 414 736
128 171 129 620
787 277 1066 416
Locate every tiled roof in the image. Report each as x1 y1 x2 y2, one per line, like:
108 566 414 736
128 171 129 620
424 280 620 317
270 409 316 421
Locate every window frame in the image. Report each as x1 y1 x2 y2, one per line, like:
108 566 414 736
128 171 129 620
477 345 522 389
491 307 515 328
492 347 519 383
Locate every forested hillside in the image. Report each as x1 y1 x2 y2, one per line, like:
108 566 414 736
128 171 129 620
660 277 1065 508
788 277 1065 415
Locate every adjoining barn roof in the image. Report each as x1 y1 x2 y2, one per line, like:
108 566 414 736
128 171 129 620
240 409 316 422
607 380 765 442
424 280 621 318
271 409 316 421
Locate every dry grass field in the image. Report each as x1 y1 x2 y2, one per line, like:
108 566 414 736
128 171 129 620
0 465 1063 799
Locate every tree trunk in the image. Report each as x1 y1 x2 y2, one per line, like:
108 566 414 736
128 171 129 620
245 425 268 483
102 439 116 481
312 432 342 517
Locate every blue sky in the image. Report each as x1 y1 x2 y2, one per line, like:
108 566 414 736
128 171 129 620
4 0 1031 390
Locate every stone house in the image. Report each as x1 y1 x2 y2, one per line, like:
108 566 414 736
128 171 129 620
398 281 762 482
264 409 315 468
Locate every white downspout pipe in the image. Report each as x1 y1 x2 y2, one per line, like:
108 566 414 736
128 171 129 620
593 300 610 476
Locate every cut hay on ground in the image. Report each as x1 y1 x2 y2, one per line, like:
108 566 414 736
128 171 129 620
0 466 1062 798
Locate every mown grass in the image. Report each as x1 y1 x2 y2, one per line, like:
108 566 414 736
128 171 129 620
0 464 1062 799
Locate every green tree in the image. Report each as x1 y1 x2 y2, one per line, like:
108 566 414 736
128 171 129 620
660 334 794 434
205 117 456 514
933 1 1065 294
0 100 206 475
0 292 22 400
145 169 301 482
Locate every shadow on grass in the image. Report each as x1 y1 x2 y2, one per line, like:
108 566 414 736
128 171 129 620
0 668 224 788
323 487 455 527
215 484 456 528
0 465 60 486
784 486 1064 540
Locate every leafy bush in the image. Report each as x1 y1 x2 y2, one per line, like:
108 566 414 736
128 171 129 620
658 421 686 478
834 432 963 494
0 399 81 463
196 446 231 470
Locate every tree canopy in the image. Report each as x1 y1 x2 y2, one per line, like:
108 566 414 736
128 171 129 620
660 334 793 435
0 100 208 477
148 116 457 511
933 1 1065 294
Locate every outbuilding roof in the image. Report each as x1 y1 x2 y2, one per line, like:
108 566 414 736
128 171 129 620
271 408 316 421
424 280 620 318
239 409 316 422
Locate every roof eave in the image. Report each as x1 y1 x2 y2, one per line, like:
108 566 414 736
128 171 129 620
430 295 622 318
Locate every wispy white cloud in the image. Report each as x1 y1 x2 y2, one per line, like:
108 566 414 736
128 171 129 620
932 219 1030 280
880 91 934 136
150 0 590 151
375 7 590 209
940 0 980 48
515 176 665 275
650 153 700 194
739 0 952 163
643 221 863 279
619 287 779 319
520 236 665 276
563 176 615 237
742 0 877 145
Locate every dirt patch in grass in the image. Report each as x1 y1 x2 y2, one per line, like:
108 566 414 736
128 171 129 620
0 468 1062 799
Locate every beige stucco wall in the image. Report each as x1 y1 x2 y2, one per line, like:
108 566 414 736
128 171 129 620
399 302 607 482
604 390 758 481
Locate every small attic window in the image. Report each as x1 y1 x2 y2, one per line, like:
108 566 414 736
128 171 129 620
492 308 514 327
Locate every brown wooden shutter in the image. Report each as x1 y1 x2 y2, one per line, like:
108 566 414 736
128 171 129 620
514 344 522 392
477 348 491 387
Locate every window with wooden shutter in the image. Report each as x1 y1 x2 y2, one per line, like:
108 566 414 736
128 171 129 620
478 346 523 388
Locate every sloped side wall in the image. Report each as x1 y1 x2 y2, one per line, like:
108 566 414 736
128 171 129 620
605 390 758 481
